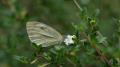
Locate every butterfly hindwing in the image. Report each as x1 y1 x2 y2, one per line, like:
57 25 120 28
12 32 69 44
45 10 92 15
26 21 63 47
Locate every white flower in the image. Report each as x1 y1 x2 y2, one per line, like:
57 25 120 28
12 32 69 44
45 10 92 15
64 35 76 45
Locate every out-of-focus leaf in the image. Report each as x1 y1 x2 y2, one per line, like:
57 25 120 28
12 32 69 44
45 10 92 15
96 35 107 44
14 55 30 64
38 63 50 67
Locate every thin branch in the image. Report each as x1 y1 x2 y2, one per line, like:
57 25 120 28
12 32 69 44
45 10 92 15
73 0 83 11
81 32 111 66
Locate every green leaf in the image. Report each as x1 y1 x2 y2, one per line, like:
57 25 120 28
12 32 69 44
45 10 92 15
14 55 30 64
96 35 107 44
43 52 51 61
38 63 50 67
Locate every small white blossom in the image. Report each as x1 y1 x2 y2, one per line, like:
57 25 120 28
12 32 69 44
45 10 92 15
64 35 76 45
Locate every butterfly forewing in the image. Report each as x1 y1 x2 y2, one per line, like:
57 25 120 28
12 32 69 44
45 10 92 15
26 21 63 47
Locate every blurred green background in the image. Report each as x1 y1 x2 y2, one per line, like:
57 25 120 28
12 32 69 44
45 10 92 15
0 0 120 67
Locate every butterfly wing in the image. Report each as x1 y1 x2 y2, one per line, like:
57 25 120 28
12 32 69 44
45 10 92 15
26 21 63 47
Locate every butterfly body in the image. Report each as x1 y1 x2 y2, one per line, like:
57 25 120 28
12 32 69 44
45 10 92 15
26 21 63 47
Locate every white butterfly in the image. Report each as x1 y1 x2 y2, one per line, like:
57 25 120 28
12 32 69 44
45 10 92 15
26 21 63 47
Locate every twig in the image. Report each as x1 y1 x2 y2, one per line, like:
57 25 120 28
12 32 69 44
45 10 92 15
81 32 111 66
73 0 83 11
